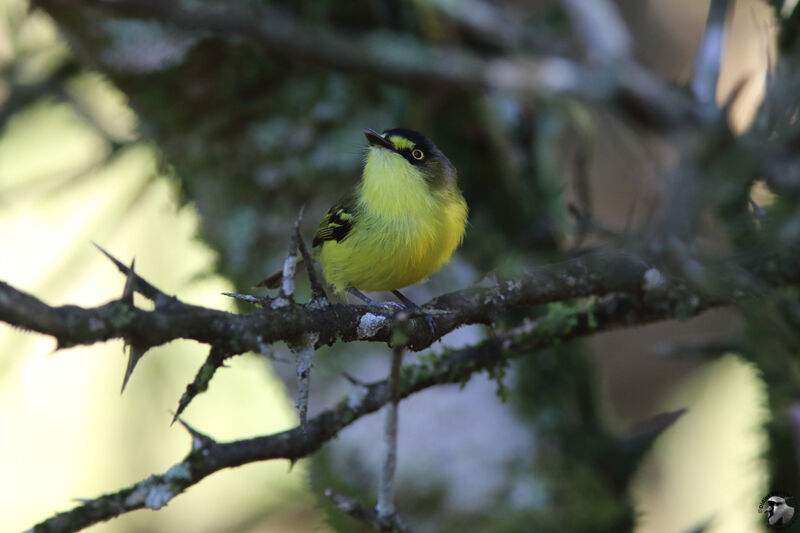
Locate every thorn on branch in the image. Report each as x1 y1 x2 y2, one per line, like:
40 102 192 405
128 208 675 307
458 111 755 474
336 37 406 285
92 242 175 308
121 343 149 393
221 291 272 306
172 346 229 424
122 258 136 305
172 413 216 451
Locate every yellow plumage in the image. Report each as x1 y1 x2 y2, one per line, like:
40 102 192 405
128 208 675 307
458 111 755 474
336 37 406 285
257 128 467 299
317 128 467 294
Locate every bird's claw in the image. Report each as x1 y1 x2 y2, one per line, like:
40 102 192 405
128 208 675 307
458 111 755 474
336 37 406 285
347 287 438 341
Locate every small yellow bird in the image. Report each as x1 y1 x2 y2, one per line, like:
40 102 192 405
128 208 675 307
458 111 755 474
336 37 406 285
261 127 467 308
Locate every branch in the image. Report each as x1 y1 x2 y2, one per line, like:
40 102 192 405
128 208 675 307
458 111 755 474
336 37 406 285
26 260 776 532
3 245 799 360
0 249 645 355
4 239 798 532
691 0 730 105
34 0 696 129
377 334 406 522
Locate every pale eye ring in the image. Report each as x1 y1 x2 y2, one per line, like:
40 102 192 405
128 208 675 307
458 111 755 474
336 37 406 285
411 148 424 160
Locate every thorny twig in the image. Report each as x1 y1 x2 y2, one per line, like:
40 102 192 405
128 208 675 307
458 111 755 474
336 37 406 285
23 262 766 532
377 320 408 524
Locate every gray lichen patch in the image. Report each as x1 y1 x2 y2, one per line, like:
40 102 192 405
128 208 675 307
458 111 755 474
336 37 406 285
357 313 387 338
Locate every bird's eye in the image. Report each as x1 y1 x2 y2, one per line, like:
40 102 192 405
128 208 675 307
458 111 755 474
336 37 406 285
411 148 424 160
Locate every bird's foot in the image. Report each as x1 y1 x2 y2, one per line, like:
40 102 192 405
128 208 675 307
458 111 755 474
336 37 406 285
347 288 437 340
391 290 437 340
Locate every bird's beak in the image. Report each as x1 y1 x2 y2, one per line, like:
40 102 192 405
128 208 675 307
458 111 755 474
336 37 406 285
363 128 395 151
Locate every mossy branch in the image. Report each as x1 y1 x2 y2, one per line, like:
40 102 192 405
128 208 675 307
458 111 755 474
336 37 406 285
6 245 791 359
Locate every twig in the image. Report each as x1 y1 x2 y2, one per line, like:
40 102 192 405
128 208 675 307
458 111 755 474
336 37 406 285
172 346 229 423
289 332 318 428
377 323 407 522
325 489 411 533
295 210 327 303
692 0 731 105
279 207 304 301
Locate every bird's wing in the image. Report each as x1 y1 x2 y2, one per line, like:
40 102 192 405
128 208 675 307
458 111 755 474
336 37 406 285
313 194 357 246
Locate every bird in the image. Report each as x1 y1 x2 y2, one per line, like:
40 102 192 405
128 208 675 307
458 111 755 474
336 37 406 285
259 127 468 312
766 495 795 527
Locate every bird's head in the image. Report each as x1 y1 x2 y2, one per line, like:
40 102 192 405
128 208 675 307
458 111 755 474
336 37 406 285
768 496 792 509
362 127 457 190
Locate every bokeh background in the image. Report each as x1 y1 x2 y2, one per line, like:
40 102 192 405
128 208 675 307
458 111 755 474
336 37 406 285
0 0 793 531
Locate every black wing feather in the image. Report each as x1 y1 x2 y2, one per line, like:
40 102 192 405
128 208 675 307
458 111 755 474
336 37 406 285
313 195 357 247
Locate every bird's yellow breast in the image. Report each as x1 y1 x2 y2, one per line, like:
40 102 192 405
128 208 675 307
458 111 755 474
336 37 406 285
319 148 467 293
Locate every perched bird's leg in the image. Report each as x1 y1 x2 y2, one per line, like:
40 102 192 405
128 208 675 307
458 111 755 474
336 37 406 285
390 290 419 309
346 287 437 339
391 290 437 339
346 287 404 309
346 287 436 339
